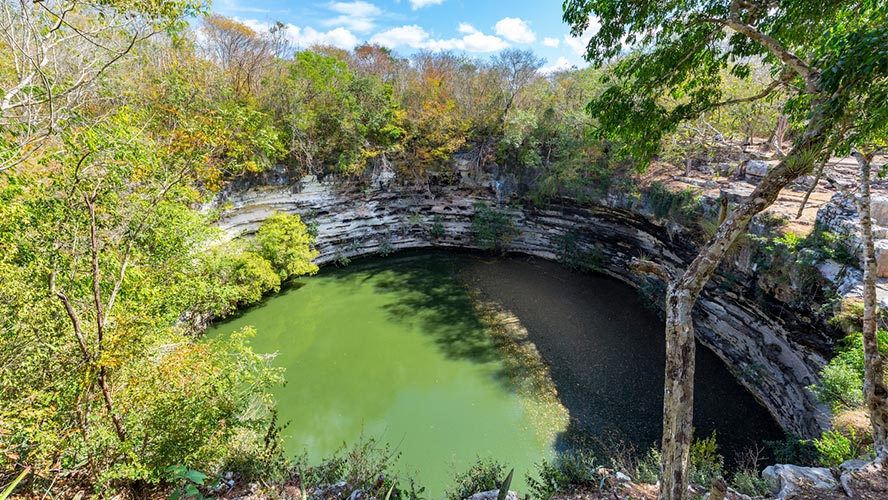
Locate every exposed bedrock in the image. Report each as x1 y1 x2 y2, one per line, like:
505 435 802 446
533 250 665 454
212 174 833 438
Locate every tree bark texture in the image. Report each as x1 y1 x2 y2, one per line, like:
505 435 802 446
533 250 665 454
855 151 888 461
657 106 833 500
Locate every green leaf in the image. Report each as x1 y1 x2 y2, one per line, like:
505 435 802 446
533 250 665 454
184 469 208 485
0 467 29 500
497 468 514 500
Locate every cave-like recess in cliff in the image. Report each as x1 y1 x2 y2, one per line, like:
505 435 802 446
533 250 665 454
208 250 783 494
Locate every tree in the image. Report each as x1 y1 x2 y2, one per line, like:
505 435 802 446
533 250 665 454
563 1 888 498
492 49 544 124
201 15 277 97
854 149 888 461
0 0 205 171
0 96 287 485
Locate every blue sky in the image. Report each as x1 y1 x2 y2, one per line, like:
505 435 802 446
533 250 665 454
211 0 597 72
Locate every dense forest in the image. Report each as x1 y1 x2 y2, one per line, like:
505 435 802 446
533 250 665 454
1 1 887 499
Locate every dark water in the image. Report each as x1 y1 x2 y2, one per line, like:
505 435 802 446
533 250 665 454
209 250 783 493
458 253 784 462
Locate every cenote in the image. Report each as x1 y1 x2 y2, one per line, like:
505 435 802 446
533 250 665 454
208 250 783 495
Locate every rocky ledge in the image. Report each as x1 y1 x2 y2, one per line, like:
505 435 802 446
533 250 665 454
211 174 834 438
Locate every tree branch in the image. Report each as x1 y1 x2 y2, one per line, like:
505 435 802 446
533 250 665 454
630 257 676 282
709 71 793 109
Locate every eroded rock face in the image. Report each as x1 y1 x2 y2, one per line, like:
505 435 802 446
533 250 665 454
817 192 888 293
761 464 838 499
212 175 832 437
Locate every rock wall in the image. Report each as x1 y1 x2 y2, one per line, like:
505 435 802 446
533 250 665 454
212 175 832 437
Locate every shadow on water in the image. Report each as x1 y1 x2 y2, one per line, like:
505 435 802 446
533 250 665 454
455 253 786 468
327 252 517 389
292 250 784 471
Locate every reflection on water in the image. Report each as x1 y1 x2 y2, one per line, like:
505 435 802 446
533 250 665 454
208 250 783 495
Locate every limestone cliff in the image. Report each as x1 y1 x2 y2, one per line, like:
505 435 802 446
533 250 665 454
211 174 833 438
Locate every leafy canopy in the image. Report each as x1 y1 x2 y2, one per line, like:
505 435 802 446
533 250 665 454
562 0 888 166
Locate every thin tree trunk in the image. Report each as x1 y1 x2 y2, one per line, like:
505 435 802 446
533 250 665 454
855 150 888 461
655 105 834 500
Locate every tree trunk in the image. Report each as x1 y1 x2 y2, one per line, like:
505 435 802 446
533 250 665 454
766 115 789 152
657 106 834 500
855 151 888 462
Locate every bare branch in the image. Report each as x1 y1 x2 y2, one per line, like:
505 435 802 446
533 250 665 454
630 257 676 282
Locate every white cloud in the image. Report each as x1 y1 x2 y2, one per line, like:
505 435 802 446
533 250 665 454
458 22 478 34
539 57 574 74
239 19 358 50
409 0 445 9
371 25 430 48
458 31 509 52
542 37 560 48
323 1 382 33
371 24 508 53
494 17 536 44
564 16 601 56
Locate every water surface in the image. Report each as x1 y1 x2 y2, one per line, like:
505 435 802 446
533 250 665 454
209 251 783 494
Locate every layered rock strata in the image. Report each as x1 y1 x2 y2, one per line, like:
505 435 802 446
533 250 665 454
212 175 832 437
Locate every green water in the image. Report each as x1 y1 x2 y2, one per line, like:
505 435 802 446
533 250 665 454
209 253 566 496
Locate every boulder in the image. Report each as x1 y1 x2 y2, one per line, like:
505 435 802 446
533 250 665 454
745 160 771 177
762 464 838 499
870 195 888 227
876 239 888 278
466 490 520 500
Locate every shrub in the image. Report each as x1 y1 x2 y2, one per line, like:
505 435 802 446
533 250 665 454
765 435 820 467
198 248 282 317
730 470 776 497
729 446 776 497
689 432 724 487
525 451 598 500
810 362 864 410
96 327 283 486
472 203 518 252
553 231 603 271
296 438 422 500
645 181 703 225
447 458 506 500
429 216 446 239
813 429 857 467
632 448 662 484
255 212 320 280
808 331 888 411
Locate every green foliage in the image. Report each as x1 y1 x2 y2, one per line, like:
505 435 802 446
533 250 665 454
730 471 776 498
689 432 724 487
632 448 662 484
428 216 446 239
98 327 283 485
165 466 213 500
562 0 886 168
813 429 858 467
447 458 506 500
554 231 603 272
267 51 404 174
645 181 702 226
808 331 888 410
256 212 320 280
765 436 821 467
296 437 423 500
472 203 518 252
526 451 599 500
812 362 865 410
